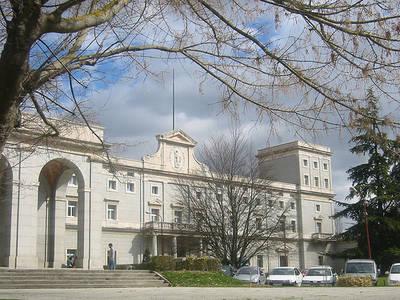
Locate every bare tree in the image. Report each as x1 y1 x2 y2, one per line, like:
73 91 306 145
1 1 400 154
175 129 289 268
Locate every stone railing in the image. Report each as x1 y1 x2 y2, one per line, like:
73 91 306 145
144 221 197 234
311 232 335 241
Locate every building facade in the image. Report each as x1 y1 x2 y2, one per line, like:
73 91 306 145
0 118 343 270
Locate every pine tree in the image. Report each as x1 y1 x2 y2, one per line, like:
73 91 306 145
336 89 400 270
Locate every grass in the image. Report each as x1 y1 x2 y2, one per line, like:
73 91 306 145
162 271 254 287
376 276 388 286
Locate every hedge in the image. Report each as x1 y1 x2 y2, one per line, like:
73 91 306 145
336 276 373 287
150 256 220 272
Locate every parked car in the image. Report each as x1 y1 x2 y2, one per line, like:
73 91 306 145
266 267 303 286
344 259 378 284
388 263 400 286
233 266 266 284
221 264 236 276
302 266 336 286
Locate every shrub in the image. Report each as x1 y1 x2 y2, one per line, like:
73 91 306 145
181 257 221 271
151 256 176 271
336 276 373 287
206 258 221 271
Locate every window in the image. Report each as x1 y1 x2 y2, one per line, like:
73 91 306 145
243 196 248 204
316 221 322 233
126 182 135 193
323 163 328 170
67 201 77 217
68 173 78 186
256 218 262 230
268 200 273 207
313 161 318 169
316 204 321 212
291 220 296 232
107 204 117 220
108 179 117 191
303 159 308 167
304 175 309 185
127 171 135 177
216 193 222 201
257 255 264 268
151 208 160 222
279 220 285 231
290 202 295 210
318 255 324 265
279 201 284 209
196 191 202 200
151 185 159 195
174 210 183 223
256 198 261 206
314 177 319 187
324 178 329 188
279 255 288 267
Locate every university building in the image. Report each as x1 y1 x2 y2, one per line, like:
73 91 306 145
0 117 345 270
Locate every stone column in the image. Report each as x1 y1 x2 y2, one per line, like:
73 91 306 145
77 188 91 269
53 197 66 268
199 238 203 257
172 236 177 258
152 235 158 256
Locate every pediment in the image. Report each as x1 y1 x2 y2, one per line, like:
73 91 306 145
157 129 197 147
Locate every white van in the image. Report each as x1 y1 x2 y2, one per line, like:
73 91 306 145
344 259 378 284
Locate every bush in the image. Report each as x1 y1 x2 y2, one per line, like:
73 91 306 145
182 257 221 271
151 256 176 271
206 258 221 271
336 276 373 287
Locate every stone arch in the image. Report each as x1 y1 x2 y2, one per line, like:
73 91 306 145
37 158 85 268
0 155 13 267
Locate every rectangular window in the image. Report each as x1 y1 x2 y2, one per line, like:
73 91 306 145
313 161 318 169
290 202 295 210
279 220 285 231
127 171 135 177
291 220 296 232
216 193 222 201
257 255 264 268
316 221 322 233
196 191 202 200
268 199 273 207
256 198 261 206
174 211 183 223
279 201 284 209
318 255 324 265
324 178 329 188
256 218 262 230
316 204 321 212
314 177 319 187
68 174 78 186
279 255 288 267
108 179 117 191
67 201 77 217
151 208 160 222
323 163 328 170
126 182 135 193
107 204 117 220
303 159 308 167
151 185 159 195
304 175 309 185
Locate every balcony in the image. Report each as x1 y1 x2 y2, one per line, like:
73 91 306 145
311 233 335 241
144 221 197 235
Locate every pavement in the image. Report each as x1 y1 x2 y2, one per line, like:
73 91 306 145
0 287 399 300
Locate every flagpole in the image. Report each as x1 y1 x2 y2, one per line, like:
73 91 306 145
172 68 175 131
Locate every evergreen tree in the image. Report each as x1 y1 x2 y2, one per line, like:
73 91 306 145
336 89 400 270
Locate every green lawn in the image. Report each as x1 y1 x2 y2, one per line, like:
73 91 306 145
162 271 255 287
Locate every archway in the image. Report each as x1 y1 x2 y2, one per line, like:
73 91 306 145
37 159 85 268
0 156 12 267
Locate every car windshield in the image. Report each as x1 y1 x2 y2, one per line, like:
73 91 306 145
391 265 400 274
307 269 331 276
271 268 294 275
237 267 257 275
345 262 374 274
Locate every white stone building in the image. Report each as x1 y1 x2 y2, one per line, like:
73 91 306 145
0 118 344 270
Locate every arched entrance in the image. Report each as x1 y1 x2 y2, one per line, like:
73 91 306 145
37 159 85 268
0 155 12 267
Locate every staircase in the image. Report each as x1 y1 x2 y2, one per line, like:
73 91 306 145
0 269 169 289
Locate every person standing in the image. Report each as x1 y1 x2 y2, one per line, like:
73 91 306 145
107 243 116 270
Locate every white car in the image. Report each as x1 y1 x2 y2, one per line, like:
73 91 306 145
302 266 336 286
266 267 303 286
388 263 400 286
234 266 266 284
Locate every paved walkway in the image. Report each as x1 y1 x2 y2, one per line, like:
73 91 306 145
0 287 399 300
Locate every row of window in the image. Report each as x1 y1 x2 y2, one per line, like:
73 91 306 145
302 159 329 171
303 175 329 188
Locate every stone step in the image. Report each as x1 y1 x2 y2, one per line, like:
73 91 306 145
0 281 168 289
0 272 156 277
